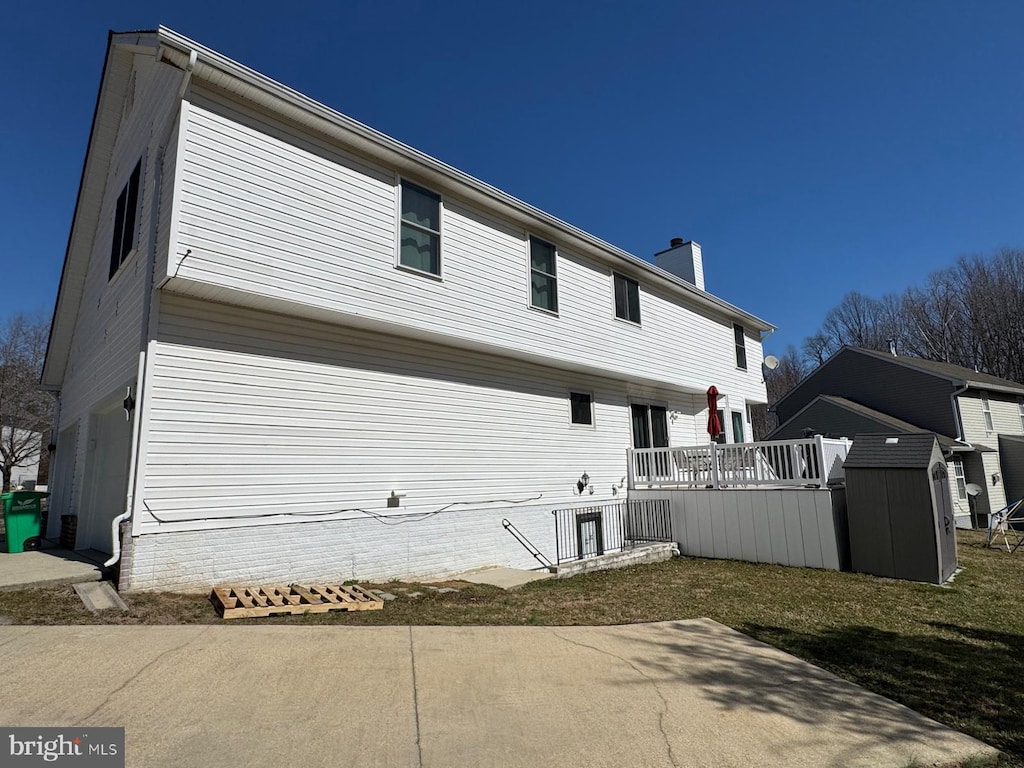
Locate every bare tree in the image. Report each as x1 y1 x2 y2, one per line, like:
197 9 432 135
800 248 1024 392
0 313 53 491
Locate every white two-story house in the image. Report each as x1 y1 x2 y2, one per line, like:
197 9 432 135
41 28 772 591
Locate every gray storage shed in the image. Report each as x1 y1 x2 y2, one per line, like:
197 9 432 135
844 433 957 584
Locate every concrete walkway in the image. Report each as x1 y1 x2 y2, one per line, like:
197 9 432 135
0 620 995 767
0 544 105 590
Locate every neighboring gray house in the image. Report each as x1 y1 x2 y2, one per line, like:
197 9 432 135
768 346 1024 527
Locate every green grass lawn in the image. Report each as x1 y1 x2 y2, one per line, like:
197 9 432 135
0 530 1020 764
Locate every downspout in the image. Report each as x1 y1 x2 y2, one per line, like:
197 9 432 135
950 383 969 443
106 47 197 568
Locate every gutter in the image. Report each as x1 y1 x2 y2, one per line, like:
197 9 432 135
949 382 969 444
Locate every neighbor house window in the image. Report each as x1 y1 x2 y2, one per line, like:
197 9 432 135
613 274 641 324
981 392 993 432
952 457 967 500
1018 397 1024 432
399 181 441 276
109 158 142 279
529 237 558 313
734 324 747 369
569 392 593 425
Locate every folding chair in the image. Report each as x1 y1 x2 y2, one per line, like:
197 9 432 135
987 499 1024 553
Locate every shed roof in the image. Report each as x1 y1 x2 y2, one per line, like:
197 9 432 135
844 433 941 469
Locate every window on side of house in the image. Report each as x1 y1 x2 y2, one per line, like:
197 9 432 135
630 404 668 449
569 392 593 425
731 411 745 443
613 273 641 324
529 237 558 313
399 181 441 276
109 158 142 280
1018 397 1024 432
734 324 747 370
981 391 993 432
714 409 727 444
952 457 967 500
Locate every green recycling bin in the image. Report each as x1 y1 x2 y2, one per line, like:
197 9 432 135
2 491 49 554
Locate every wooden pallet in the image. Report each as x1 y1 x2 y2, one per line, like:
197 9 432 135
210 584 383 620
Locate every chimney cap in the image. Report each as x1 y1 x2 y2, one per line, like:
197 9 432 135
670 237 685 248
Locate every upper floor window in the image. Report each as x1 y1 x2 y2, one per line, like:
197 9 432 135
613 273 641 324
734 324 747 369
529 237 558 313
109 159 142 280
981 391 993 432
399 181 441 276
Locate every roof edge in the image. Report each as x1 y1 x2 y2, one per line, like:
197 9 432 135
42 30 163 389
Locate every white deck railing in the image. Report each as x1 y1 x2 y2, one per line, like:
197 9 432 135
627 436 852 490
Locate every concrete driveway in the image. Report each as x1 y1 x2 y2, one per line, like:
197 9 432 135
0 619 995 767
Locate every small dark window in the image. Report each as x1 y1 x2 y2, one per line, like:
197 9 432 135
530 237 558 313
614 274 641 323
109 159 142 279
734 324 747 369
570 392 593 425
399 181 441 275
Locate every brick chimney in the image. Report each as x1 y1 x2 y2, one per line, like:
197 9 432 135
654 238 704 291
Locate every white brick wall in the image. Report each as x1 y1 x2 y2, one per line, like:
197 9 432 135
120 500 586 591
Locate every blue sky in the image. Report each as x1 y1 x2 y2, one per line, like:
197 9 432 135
2 1 1022 356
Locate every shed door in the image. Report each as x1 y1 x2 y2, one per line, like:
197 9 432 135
932 462 958 582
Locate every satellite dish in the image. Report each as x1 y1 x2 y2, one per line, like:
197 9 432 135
763 355 780 370
966 483 983 497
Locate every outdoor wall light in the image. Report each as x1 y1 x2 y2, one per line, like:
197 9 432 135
576 472 590 494
992 473 1001 486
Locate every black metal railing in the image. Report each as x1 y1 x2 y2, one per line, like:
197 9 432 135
551 499 672 564
501 518 554 570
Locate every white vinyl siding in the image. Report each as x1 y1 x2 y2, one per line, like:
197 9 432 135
52 54 184 524
168 92 767 407
137 295 707 532
959 390 1024 443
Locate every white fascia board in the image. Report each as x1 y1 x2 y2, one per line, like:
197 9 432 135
153 26 774 334
42 31 164 389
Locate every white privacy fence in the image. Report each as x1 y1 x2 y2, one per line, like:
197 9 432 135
628 436 852 490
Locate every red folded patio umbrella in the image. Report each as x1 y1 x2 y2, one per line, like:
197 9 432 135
707 386 722 439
